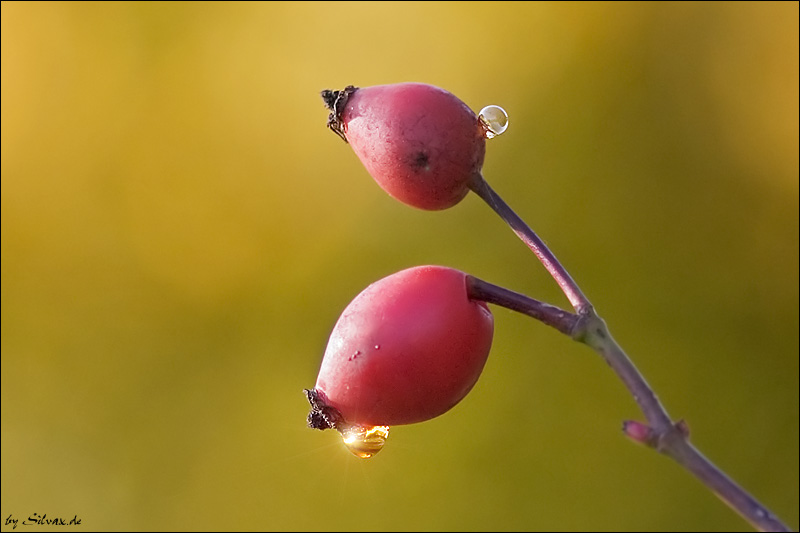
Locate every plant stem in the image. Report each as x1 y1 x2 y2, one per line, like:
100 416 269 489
468 172 591 313
667 438 791 532
465 275 578 336
579 315 791 532
576 313 674 432
466 174 792 532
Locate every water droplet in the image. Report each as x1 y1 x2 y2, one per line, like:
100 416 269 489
340 425 390 458
374 344 380 350
479 105 509 139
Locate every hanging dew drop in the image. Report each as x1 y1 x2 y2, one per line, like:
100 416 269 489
479 105 509 139
340 425 390 458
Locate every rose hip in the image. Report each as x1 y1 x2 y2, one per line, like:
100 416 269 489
322 83 486 210
307 265 494 428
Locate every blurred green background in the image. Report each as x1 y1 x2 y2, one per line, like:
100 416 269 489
2 2 797 531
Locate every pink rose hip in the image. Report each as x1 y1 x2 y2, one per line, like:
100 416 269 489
306 265 494 435
322 83 487 210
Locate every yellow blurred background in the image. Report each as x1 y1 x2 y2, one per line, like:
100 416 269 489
2 2 797 531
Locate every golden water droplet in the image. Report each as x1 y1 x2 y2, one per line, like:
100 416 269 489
340 425 390 458
479 105 509 139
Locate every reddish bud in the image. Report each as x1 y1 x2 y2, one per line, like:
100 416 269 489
623 420 655 446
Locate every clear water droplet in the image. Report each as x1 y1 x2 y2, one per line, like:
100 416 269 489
479 105 509 139
340 425 390 458
374 344 380 350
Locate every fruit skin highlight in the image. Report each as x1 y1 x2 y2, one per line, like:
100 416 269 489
308 265 494 427
323 83 486 211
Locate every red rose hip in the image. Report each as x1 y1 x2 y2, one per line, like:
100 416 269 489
306 265 494 444
322 83 487 210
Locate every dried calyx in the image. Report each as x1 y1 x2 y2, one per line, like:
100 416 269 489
321 85 358 143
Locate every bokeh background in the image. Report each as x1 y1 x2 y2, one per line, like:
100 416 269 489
2 2 797 531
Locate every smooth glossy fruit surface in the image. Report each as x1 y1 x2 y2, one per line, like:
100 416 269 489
325 83 486 210
312 265 494 426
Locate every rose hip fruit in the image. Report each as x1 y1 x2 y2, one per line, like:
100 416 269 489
306 265 494 428
322 83 486 210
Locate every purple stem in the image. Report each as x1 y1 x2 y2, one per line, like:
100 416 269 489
465 275 578 336
465 174 792 532
468 172 591 313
